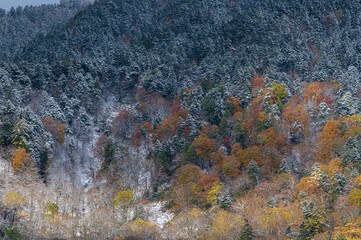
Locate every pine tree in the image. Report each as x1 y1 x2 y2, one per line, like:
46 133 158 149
184 144 199 165
342 133 361 166
278 158 291 174
298 202 328 239
317 102 331 125
0 116 13 146
247 160 260 187
232 122 245 144
337 92 355 116
3 100 15 114
319 172 331 194
219 194 232 210
239 222 255 240
219 110 231 135
331 170 346 196
11 118 30 149
285 226 297 239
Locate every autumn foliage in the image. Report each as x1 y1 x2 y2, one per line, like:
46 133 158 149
316 119 342 162
250 77 266 96
155 98 189 141
282 95 310 133
193 133 216 161
12 147 30 171
42 117 67 144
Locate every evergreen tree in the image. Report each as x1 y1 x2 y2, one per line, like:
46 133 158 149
201 96 219 125
239 222 255 240
11 118 30 149
317 102 331 125
0 116 13 146
298 202 328 239
184 144 199 165
3 100 15 114
278 158 291 174
342 133 361 166
219 110 231 135
232 122 245 144
4 227 21 240
337 91 355 116
319 171 332 194
331 170 346 196
219 194 232 210
285 226 298 239
247 160 260 187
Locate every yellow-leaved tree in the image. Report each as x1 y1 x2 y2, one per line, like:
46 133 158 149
113 190 133 207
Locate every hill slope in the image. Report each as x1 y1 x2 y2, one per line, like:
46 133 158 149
0 0 361 239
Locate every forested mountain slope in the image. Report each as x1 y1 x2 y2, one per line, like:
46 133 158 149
0 0 361 239
0 0 94 61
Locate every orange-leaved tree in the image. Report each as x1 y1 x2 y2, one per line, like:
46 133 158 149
250 77 266 96
226 95 242 113
155 98 189 141
281 95 310 135
316 119 342 163
295 176 321 198
231 145 262 168
12 147 30 171
303 82 323 104
193 133 216 166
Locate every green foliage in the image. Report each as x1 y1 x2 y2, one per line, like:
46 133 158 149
239 222 255 240
342 133 361 166
250 67 255 76
39 149 49 181
225 100 234 114
272 82 288 104
141 37 153 50
11 118 29 149
219 195 232 210
298 202 328 239
154 141 174 173
218 85 225 97
254 116 273 134
184 144 200 165
201 96 219 125
200 78 215 94
219 110 232 135
4 227 21 240
104 141 116 167
0 116 13 146
276 99 284 111
232 122 245 144
247 160 260 187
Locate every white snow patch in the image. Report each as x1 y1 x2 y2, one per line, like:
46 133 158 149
146 202 174 228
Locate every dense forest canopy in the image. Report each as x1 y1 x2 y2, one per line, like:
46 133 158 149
0 0 361 239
